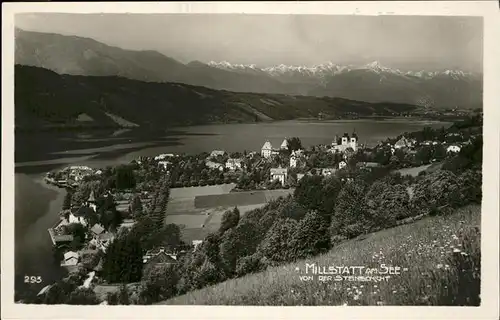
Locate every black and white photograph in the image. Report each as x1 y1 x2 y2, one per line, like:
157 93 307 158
2 2 499 319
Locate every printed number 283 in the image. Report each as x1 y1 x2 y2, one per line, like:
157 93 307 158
24 276 42 284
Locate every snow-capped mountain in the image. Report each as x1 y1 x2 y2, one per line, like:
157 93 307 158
207 60 474 81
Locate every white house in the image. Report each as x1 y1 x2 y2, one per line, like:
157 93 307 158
280 138 289 150
394 136 410 149
206 161 224 171
289 155 297 168
447 145 461 153
68 205 95 226
338 161 347 170
158 161 171 170
61 251 79 267
261 141 273 158
210 150 226 158
321 168 337 177
270 167 288 186
226 158 243 171
154 153 176 161
192 240 203 252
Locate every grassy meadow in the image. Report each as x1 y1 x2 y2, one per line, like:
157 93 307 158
161 205 480 306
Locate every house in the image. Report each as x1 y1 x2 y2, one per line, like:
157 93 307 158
297 173 305 182
338 161 347 170
90 225 114 253
226 158 243 171
154 153 176 161
261 141 273 158
394 136 411 149
192 240 203 252
357 162 381 171
158 161 171 170
280 138 289 150
331 131 358 152
86 190 97 212
321 168 337 177
291 149 304 157
447 145 461 153
61 251 79 269
206 161 224 171
90 224 105 237
48 217 74 246
68 205 95 226
289 155 297 168
210 150 226 158
270 167 288 186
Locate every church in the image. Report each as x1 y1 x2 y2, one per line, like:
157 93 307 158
331 131 358 153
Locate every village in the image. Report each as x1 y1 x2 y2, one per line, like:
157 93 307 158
39 125 476 300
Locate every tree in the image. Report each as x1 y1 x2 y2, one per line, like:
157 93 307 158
219 207 240 234
289 211 330 259
329 180 370 243
411 170 461 216
140 263 179 303
257 218 299 264
130 195 144 218
365 181 411 228
102 232 143 283
115 165 136 190
287 137 303 152
294 175 324 212
219 220 260 275
62 190 73 210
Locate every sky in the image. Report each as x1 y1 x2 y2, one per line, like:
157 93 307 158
15 13 483 72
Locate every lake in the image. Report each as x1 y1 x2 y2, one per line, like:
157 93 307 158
13 119 451 298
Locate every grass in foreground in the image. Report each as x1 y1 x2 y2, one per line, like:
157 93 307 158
161 205 480 306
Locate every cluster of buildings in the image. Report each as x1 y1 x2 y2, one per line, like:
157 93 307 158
45 166 102 188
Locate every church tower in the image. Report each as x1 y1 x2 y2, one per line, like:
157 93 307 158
350 129 358 151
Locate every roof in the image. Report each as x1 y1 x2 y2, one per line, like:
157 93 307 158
87 190 96 202
146 252 178 265
364 162 380 167
53 234 74 242
210 150 226 156
98 232 115 241
262 141 273 150
395 137 409 147
281 139 289 148
90 224 105 235
64 251 79 260
72 205 95 217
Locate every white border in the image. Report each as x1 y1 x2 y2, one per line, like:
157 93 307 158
2 2 499 320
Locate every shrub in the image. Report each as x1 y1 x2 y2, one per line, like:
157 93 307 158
219 207 240 234
235 253 266 277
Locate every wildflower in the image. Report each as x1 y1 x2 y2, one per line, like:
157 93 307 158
377 301 384 306
444 264 450 270
392 290 397 294
453 248 461 253
436 264 443 269
461 252 468 256
353 295 360 301
342 302 348 306
373 285 378 288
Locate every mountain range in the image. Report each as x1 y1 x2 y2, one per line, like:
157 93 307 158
15 29 482 109
15 65 421 130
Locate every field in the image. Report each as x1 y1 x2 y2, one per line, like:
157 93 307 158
395 162 444 177
166 185 294 243
161 205 481 306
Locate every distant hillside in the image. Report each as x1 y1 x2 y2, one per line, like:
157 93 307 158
16 29 482 109
14 65 421 130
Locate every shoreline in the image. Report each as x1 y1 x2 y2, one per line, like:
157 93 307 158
15 172 68 298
